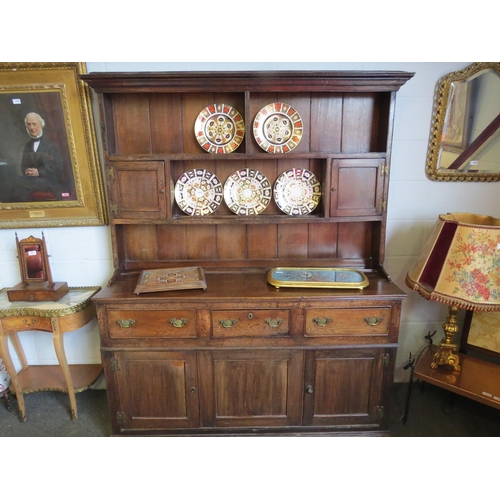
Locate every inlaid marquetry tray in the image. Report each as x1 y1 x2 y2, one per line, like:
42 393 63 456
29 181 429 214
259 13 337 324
135 267 207 294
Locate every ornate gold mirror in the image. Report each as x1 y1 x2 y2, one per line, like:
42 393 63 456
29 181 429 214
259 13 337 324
426 62 500 182
7 233 68 302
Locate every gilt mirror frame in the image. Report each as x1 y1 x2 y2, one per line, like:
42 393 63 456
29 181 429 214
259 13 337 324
426 62 500 182
0 62 108 227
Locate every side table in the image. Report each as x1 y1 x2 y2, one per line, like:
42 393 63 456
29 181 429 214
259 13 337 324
0 286 102 421
404 345 500 423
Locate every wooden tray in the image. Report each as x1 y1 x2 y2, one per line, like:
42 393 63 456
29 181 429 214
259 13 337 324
267 267 369 290
134 267 207 294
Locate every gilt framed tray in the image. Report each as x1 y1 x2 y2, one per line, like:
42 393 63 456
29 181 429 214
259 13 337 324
135 267 207 294
267 267 369 290
273 168 321 215
253 102 303 153
224 168 272 215
174 168 223 216
194 103 245 154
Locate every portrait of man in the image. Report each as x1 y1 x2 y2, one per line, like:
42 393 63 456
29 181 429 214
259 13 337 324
9 112 66 201
0 91 76 204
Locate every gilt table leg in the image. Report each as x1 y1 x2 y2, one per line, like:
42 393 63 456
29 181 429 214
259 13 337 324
0 328 26 421
51 318 78 420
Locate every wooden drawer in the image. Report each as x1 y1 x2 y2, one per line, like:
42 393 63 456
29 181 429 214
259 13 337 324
1 316 52 332
107 309 197 338
305 307 391 337
212 309 289 338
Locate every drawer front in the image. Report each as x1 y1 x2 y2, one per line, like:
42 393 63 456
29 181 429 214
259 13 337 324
1 316 52 332
107 309 197 338
212 309 289 338
305 307 391 337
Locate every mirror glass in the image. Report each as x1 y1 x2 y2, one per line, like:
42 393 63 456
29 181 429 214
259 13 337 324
23 244 45 280
16 234 50 283
426 62 500 181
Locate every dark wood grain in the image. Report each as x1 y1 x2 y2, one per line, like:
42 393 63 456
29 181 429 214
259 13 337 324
84 70 413 436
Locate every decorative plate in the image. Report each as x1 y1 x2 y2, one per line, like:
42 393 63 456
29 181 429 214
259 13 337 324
223 168 272 216
273 168 321 215
174 169 223 216
194 103 245 154
253 102 303 154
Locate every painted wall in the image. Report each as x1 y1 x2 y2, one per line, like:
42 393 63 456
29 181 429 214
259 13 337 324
2 62 498 383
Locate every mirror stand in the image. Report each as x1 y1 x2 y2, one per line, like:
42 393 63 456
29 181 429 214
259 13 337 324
7 233 69 302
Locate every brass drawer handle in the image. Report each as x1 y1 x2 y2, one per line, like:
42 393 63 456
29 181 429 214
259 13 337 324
364 317 383 326
117 319 136 328
313 317 332 327
219 319 238 328
169 318 188 328
265 318 283 328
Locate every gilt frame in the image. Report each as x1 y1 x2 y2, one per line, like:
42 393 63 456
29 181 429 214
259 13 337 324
426 62 500 182
0 62 107 227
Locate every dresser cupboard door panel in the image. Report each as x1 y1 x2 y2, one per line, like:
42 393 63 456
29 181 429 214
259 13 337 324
198 350 303 428
330 159 384 217
303 348 385 427
108 161 166 219
113 351 200 430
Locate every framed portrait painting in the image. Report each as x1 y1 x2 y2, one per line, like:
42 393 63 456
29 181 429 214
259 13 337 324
0 62 107 228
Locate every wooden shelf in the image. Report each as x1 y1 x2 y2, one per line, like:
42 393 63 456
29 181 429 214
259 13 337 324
13 364 102 394
414 346 500 411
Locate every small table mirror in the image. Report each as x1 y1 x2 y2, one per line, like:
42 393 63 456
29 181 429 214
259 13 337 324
7 233 68 302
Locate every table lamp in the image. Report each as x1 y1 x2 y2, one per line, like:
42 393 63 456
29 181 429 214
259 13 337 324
406 213 500 372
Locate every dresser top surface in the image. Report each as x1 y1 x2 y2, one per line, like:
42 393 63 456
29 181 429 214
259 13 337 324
92 271 405 304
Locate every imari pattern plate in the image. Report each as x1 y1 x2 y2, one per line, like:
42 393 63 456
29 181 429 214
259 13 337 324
174 169 223 216
273 168 321 215
253 102 303 154
194 103 245 154
223 168 272 215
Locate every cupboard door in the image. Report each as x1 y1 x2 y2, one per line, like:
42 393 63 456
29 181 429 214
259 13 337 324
198 350 303 428
303 348 386 428
108 161 166 219
330 159 385 216
112 351 199 431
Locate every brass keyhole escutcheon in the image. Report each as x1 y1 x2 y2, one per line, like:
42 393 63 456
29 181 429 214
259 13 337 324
248 313 253 320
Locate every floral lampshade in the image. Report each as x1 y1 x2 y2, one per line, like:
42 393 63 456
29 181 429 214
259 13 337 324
406 212 500 311
406 213 500 370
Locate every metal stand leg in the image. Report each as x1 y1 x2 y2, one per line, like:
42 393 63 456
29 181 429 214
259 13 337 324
403 367 414 425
